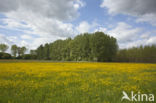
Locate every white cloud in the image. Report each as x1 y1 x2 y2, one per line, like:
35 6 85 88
21 35 32 40
146 36 156 44
74 0 85 10
136 13 156 26
2 0 84 38
101 0 156 26
106 22 141 43
0 0 85 21
0 0 85 50
120 36 156 49
96 22 156 48
0 34 13 45
76 21 90 33
140 32 150 39
76 21 98 33
94 27 107 33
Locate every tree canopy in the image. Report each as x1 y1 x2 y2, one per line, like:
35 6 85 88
0 44 9 53
35 32 118 62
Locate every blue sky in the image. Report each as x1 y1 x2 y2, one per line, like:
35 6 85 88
0 0 156 51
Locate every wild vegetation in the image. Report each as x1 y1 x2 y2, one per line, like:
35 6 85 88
0 32 156 62
35 32 118 62
0 62 155 103
116 45 156 63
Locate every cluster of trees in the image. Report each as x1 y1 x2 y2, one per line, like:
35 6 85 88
116 45 156 63
0 44 11 59
0 32 156 63
0 44 27 59
35 32 118 62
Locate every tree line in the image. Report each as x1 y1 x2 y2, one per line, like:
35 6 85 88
35 32 118 62
0 32 156 63
0 44 27 59
116 45 156 63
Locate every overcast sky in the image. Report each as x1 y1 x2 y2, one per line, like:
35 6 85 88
0 0 156 51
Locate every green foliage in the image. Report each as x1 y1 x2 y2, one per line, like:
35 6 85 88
116 45 156 63
22 54 37 60
0 44 9 53
17 46 27 57
30 50 37 55
35 32 118 62
11 45 18 57
0 52 12 59
36 45 44 59
90 32 118 61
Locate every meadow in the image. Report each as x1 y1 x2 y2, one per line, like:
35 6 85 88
0 62 156 103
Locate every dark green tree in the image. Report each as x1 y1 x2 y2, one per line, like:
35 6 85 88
11 45 18 57
0 44 9 53
90 32 118 61
36 45 44 59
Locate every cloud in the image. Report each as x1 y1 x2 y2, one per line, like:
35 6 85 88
76 21 90 33
0 0 85 50
101 0 156 26
76 21 98 33
21 35 32 40
120 36 156 48
146 36 156 44
96 22 156 48
0 0 85 37
106 22 141 43
0 0 85 21
0 34 13 45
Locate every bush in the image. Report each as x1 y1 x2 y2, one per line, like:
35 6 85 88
22 54 37 60
0 52 12 59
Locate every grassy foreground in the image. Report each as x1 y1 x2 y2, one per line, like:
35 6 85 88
0 62 156 103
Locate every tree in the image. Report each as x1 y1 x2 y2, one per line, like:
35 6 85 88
90 32 118 62
34 32 118 62
116 45 156 63
21 47 27 56
49 40 65 60
36 45 44 59
17 47 22 56
0 44 9 53
30 50 37 55
0 52 11 59
43 43 50 60
70 34 91 61
17 46 27 56
11 45 18 57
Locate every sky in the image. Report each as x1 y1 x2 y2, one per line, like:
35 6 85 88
0 0 156 52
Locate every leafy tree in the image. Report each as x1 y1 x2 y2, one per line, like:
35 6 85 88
43 43 50 60
70 34 91 61
116 45 156 63
11 45 18 57
0 52 11 59
34 32 118 62
36 45 44 59
90 32 118 61
30 50 37 55
17 46 27 56
49 40 65 60
0 44 9 53
21 47 27 55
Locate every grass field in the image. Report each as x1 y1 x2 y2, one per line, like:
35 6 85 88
0 62 156 103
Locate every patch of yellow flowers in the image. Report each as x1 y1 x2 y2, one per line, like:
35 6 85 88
0 62 156 103
0 62 155 88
